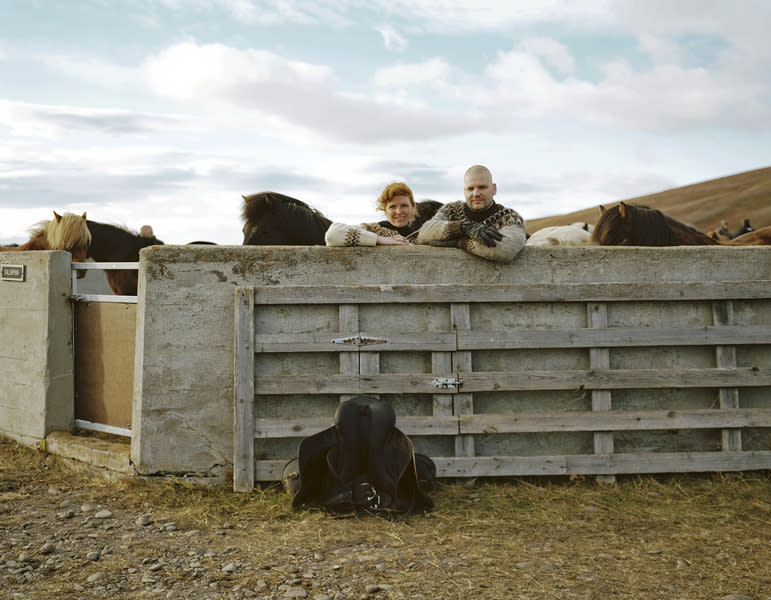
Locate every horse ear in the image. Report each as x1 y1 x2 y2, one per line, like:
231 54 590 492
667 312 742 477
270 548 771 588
598 205 606 214
618 202 628 220
242 195 248 201
81 211 87 220
54 211 62 223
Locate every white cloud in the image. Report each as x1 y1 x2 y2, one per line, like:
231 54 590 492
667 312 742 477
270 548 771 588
143 42 476 142
378 25 408 51
144 42 334 100
519 37 574 75
373 58 451 89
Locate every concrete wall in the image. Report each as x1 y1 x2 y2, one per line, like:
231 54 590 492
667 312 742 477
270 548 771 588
0 251 74 446
132 245 771 480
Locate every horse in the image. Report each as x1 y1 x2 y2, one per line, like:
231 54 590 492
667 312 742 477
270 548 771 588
526 224 593 247
242 192 333 245
591 202 719 246
241 192 443 246
85 220 164 295
0 212 92 276
412 200 444 230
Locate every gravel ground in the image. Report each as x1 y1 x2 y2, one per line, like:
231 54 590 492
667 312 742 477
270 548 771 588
2 439 770 600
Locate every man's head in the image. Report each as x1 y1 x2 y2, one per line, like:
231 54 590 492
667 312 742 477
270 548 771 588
463 165 496 212
140 225 154 238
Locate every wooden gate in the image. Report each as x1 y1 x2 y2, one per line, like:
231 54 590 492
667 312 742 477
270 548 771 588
72 262 138 436
233 283 771 491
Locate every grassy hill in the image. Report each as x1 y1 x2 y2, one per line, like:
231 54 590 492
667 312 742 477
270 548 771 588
525 166 771 236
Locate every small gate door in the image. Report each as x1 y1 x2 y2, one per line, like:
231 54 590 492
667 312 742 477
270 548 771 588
72 262 137 435
74 301 135 431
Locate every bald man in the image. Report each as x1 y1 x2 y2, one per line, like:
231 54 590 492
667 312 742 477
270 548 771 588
417 165 526 263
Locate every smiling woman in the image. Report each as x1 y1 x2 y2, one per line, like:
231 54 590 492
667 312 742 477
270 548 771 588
324 182 420 247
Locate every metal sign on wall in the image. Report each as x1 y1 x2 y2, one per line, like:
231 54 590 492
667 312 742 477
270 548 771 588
1 264 26 282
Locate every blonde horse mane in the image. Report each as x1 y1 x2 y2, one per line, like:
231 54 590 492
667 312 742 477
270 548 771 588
40 212 91 250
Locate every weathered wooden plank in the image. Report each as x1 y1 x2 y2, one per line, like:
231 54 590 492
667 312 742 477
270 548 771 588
251 325 771 353
432 351 454 417
338 305 359 404
254 331 456 352
253 450 771 481
254 414 459 439
713 301 742 452
452 303 475 460
251 408 771 439
233 287 255 492
434 451 771 477
588 302 614 483
252 367 771 395
458 325 771 350
458 408 771 434
252 281 771 305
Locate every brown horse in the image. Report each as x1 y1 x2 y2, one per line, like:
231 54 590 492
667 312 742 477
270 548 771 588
0 212 91 275
593 203 770 246
592 203 719 246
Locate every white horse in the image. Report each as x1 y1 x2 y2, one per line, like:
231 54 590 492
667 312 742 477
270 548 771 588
526 224 594 247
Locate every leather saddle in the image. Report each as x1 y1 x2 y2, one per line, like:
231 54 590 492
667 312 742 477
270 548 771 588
283 395 435 516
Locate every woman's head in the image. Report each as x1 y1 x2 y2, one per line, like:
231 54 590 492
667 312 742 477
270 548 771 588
377 182 416 228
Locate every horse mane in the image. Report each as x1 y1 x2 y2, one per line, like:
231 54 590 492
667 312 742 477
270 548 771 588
40 212 91 250
242 192 332 244
413 200 443 229
241 192 327 223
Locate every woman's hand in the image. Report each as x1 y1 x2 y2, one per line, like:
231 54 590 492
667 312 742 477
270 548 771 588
376 235 410 245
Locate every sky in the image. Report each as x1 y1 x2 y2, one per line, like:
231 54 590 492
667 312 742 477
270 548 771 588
1 1 770 245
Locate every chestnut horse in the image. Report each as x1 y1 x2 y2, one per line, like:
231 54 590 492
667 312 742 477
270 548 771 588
1 212 91 275
593 202 770 246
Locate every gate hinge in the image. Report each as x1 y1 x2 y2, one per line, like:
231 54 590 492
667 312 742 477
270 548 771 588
331 335 388 347
432 377 463 389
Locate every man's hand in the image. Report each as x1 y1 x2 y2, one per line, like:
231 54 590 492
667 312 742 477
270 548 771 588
461 221 503 247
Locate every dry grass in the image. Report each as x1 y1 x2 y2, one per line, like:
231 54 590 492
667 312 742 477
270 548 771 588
526 166 771 235
2 437 770 599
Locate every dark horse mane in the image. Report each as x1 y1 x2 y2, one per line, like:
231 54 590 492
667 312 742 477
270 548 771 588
591 202 718 246
242 192 333 245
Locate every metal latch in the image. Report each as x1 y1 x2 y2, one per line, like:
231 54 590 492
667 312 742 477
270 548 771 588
331 335 388 347
433 377 463 389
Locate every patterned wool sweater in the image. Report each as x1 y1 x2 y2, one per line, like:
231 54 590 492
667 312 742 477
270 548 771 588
325 221 415 247
416 201 526 263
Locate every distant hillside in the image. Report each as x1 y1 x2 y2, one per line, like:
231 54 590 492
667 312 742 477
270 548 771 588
525 166 771 236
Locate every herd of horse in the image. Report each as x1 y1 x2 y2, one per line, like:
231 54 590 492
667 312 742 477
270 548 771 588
2 196 769 295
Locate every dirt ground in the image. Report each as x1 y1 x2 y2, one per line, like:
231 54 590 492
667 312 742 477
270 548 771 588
1 436 770 600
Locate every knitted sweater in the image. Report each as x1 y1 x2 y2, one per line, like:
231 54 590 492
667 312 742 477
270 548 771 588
416 201 526 263
325 221 415 247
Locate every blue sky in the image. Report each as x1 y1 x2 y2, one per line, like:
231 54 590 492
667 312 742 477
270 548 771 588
1 0 770 244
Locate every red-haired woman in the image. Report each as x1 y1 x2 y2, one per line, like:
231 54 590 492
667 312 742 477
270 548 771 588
325 182 419 246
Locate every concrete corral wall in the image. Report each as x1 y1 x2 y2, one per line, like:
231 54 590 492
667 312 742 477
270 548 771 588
133 245 771 482
0 251 74 446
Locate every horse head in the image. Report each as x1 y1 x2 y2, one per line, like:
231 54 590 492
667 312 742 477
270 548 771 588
241 192 332 245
